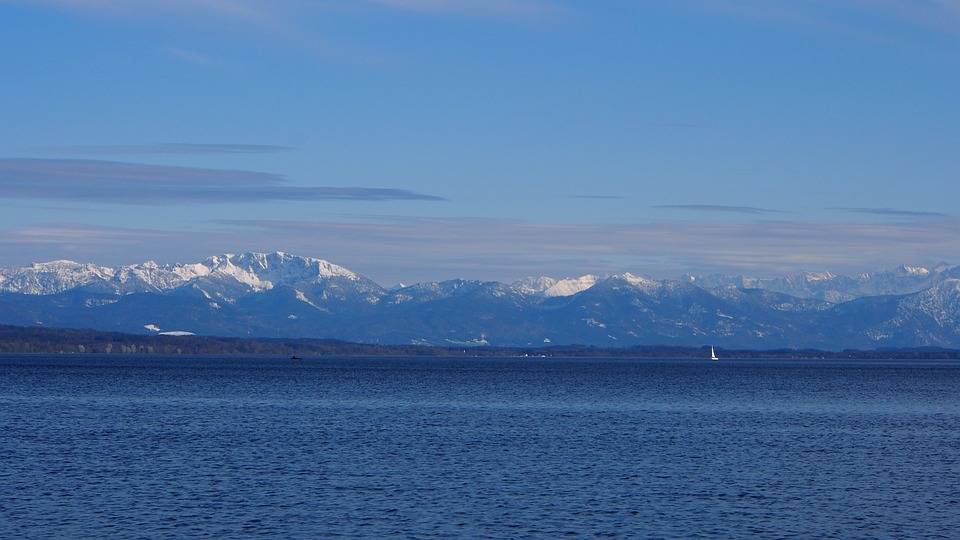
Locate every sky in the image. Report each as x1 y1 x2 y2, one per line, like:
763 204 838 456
1 0 959 284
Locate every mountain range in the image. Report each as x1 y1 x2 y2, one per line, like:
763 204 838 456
2 251 960 349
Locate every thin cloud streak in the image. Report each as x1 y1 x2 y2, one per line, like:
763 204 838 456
210 216 960 281
16 0 337 59
672 0 960 36
3 216 954 284
369 0 562 18
22 0 565 22
11 0 556 63
654 204 781 215
830 207 948 218
44 143 294 155
0 158 445 204
0 224 178 246
20 0 266 20
844 0 960 31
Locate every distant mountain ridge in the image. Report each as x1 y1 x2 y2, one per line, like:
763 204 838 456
2 252 960 349
686 263 959 303
0 252 359 296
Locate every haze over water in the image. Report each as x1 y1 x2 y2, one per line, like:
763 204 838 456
2 356 958 538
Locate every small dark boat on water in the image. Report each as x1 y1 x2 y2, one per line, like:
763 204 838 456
290 355 303 361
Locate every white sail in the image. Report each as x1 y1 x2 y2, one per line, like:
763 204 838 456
710 346 718 361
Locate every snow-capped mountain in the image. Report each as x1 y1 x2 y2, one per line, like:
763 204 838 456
813 278 960 348
0 252 364 298
511 276 558 296
511 275 598 297
543 275 598 297
0 260 115 295
690 263 957 303
3 253 960 349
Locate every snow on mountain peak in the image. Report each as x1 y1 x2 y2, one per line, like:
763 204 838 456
897 264 930 276
613 272 663 293
200 252 359 289
543 275 597 297
512 276 558 295
802 271 835 282
0 252 362 296
0 260 115 294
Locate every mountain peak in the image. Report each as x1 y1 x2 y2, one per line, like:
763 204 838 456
543 275 597 297
0 252 364 296
7 254 960 348
0 259 115 294
896 264 930 276
615 272 661 291
801 271 836 282
203 252 359 280
512 276 558 295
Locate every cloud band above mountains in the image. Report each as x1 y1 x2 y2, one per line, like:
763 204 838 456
0 158 445 204
830 207 947 218
2 216 956 284
654 204 781 215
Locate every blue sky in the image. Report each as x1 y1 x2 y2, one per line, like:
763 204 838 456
1 0 959 284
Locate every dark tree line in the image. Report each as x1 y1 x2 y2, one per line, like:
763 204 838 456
1 325 959 359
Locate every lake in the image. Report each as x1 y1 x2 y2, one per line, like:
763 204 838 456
1 355 958 538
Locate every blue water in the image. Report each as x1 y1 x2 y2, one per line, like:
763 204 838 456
1 356 959 538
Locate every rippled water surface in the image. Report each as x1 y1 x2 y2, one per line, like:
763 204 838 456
2 355 959 538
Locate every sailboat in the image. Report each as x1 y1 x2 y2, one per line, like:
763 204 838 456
710 346 719 361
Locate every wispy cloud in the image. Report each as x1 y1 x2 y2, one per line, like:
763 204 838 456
210 216 960 281
0 158 444 204
830 207 947 218
17 0 326 56
15 0 556 63
1 216 957 283
673 0 960 36
22 0 266 20
44 143 293 155
0 223 179 246
368 0 562 18
845 0 960 31
654 204 781 215
23 0 564 23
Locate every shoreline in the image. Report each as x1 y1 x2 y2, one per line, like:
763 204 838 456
3 325 960 360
